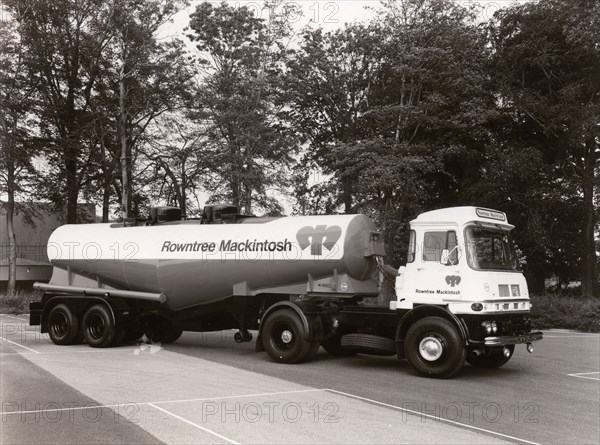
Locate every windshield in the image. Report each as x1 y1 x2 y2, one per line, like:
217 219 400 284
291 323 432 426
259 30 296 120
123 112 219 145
465 226 519 271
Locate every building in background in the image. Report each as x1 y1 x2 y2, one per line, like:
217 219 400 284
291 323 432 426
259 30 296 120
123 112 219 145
0 202 95 289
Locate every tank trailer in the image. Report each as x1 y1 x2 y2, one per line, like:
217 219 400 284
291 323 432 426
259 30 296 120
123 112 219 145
30 205 542 378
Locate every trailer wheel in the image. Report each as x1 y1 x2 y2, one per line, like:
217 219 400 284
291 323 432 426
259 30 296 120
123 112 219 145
48 304 80 345
321 334 357 356
404 316 466 378
262 309 317 364
125 326 144 342
143 317 182 343
467 345 514 368
82 304 116 348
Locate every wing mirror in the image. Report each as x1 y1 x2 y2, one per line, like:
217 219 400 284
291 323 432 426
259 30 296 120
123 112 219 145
441 245 460 266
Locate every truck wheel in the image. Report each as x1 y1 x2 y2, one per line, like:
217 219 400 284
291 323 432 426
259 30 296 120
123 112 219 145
48 304 80 345
404 317 466 378
467 345 514 368
321 334 357 356
143 318 182 343
111 326 127 347
262 309 317 364
125 326 144 342
82 304 116 348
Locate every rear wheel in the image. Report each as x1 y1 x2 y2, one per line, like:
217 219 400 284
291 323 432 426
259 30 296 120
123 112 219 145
404 316 466 378
262 309 318 364
143 317 182 343
48 304 80 345
82 304 116 348
467 345 514 368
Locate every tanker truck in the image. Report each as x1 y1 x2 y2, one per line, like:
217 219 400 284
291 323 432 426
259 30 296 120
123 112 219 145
29 205 542 378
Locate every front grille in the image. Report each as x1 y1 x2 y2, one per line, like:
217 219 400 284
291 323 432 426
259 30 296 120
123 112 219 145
461 314 531 341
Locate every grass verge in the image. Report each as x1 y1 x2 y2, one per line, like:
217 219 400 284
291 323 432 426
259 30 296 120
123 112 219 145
0 290 42 314
530 294 600 333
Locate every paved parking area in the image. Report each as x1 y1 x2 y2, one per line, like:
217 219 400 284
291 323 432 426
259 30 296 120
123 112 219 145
1 314 599 444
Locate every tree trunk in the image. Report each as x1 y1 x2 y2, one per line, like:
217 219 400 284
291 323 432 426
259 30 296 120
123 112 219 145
244 184 252 215
65 140 79 224
6 158 17 295
119 63 129 219
581 137 597 298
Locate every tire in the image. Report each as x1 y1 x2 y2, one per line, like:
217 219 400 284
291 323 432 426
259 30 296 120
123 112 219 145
341 334 396 356
143 317 182 343
262 309 318 364
111 325 127 346
47 304 80 345
82 304 117 348
404 316 466 378
321 334 357 356
467 345 514 368
125 326 144 342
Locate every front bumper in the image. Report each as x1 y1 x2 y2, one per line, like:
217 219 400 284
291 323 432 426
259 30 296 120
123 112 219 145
484 331 543 346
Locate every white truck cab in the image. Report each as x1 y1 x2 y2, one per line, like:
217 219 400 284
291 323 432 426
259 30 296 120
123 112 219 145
393 207 541 369
395 206 530 315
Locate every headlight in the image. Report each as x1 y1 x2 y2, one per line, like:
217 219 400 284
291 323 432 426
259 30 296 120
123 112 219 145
491 321 498 333
481 321 493 334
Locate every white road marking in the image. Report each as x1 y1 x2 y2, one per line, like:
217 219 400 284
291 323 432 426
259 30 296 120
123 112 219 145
325 388 542 445
0 336 40 354
148 403 240 445
567 372 600 381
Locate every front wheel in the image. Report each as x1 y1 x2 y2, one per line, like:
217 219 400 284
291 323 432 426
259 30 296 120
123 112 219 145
404 316 466 378
467 345 514 368
262 309 318 364
48 304 80 345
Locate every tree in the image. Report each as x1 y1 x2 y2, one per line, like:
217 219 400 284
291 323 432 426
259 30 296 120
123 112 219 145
108 0 191 218
490 0 600 297
7 0 117 223
286 24 379 214
187 1 298 214
142 113 207 217
0 8 39 293
288 0 493 266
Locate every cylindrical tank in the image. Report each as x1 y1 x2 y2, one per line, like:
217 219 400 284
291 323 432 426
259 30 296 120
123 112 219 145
46 214 380 310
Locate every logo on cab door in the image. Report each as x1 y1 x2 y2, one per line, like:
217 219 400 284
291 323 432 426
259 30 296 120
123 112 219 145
445 275 461 287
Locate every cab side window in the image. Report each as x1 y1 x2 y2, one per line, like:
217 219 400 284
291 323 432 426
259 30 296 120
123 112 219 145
423 231 458 263
407 230 416 262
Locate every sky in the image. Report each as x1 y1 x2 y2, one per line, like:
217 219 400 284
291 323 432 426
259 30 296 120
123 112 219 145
162 0 533 41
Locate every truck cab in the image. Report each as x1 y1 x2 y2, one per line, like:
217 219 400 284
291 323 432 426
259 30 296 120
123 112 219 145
394 207 540 359
396 206 530 313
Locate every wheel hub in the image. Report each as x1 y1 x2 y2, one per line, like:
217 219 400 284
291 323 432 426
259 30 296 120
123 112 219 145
281 330 293 344
419 336 443 361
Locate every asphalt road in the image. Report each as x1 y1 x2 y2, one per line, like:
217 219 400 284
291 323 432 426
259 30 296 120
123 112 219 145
1 313 598 444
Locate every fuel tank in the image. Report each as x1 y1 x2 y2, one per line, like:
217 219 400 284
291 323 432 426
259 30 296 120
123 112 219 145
45 214 382 310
